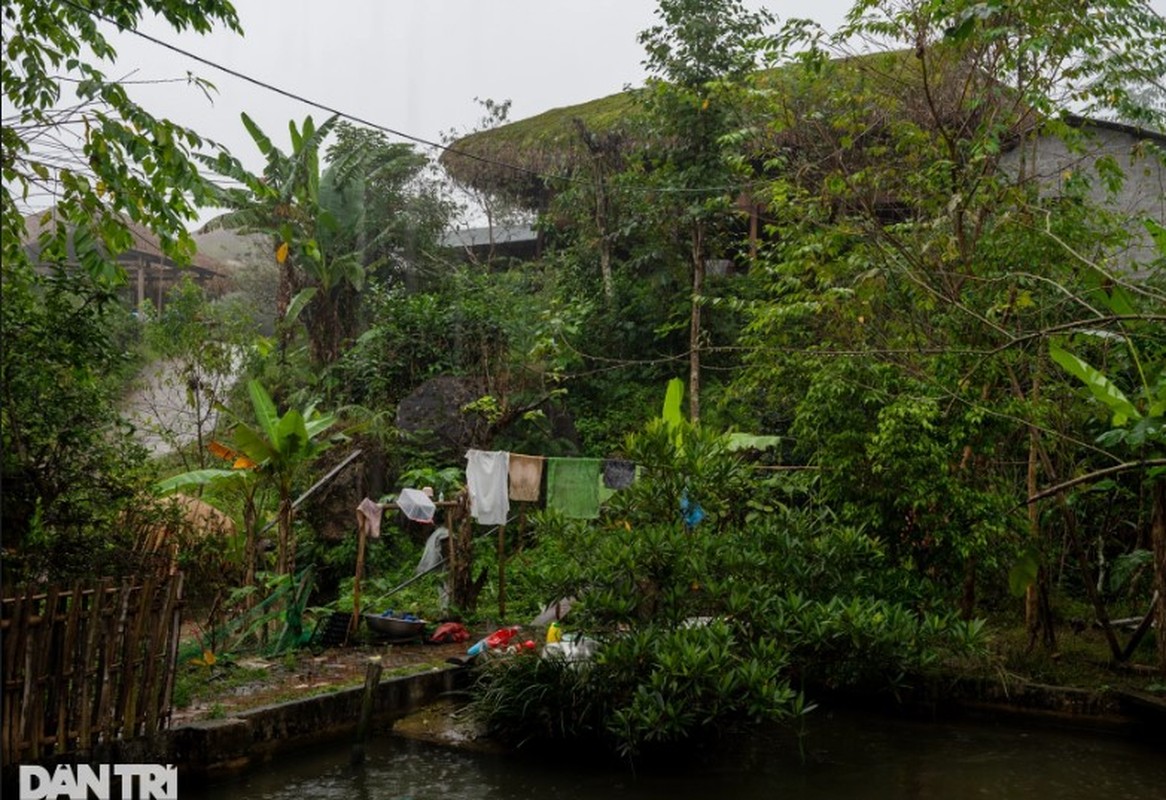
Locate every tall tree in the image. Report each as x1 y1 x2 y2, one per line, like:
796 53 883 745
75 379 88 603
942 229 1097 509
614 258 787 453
2 0 239 279
322 121 453 290
736 0 1166 641
206 114 357 366
636 0 774 422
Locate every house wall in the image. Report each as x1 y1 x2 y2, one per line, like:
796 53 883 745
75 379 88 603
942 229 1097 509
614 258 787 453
1000 122 1165 272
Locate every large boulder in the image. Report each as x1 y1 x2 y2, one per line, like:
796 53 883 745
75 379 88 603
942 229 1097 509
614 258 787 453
396 376 490 459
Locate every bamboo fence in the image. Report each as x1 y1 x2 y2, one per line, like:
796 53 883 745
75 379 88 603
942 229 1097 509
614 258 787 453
0 575 184 767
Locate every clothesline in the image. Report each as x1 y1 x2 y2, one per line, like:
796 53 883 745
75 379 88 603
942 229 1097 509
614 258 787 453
464 449 635 523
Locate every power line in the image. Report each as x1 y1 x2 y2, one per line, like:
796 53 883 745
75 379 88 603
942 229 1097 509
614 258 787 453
65 0 761 198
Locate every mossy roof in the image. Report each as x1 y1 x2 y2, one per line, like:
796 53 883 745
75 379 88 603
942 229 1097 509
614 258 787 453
439 48 1030 208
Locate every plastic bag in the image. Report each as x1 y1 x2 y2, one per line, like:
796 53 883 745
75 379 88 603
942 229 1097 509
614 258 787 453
398 487 436 523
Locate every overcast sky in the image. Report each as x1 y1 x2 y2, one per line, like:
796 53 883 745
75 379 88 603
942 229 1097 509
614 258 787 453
23 0 1166 227
103 1 853 202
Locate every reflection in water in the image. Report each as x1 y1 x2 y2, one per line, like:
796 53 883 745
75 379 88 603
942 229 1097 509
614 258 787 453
187 710 1166 800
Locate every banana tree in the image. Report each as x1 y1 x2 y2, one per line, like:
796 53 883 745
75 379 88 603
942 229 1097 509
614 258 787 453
229 380 336 576
202 114 365 365
1044 220 1166 672
155 442 265 590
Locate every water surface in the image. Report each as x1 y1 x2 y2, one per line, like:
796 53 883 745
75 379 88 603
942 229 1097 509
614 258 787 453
188 710 1166 799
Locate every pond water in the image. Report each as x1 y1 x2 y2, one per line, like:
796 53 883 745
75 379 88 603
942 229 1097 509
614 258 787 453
187 710 1165 800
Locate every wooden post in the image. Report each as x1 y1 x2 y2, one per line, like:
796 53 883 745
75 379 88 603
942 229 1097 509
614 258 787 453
445 503 457 609
351 656 383 765
351 519 368 640
497 525 506 619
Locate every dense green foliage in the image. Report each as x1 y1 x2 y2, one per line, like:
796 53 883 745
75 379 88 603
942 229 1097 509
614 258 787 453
471 421 983 755
2 0 239 583
4 0 1165 758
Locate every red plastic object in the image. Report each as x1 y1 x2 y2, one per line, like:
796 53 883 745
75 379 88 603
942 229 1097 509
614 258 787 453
429 622 470 644
484 626 520 649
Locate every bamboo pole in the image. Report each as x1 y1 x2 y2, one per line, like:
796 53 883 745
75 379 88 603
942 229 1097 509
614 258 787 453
351 519 368 640
497 525 506 619
158 574 184 730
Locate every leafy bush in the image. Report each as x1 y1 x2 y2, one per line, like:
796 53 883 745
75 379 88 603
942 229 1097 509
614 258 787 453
470 420 984 756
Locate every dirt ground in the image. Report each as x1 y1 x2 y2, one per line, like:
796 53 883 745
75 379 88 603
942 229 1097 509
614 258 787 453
170 633 483 725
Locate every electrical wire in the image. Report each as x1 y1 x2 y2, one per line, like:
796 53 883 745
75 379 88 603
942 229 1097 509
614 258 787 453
58 0 773 198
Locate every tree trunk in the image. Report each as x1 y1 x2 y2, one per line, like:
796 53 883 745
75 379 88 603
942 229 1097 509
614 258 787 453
277 492 294 577
1059 500 1123 660
1025 380 1055 651
595 168 614 302
1152 479 1166 675
689 223 704 423
449 493 476 611
275 241 293 355
244 494 258 606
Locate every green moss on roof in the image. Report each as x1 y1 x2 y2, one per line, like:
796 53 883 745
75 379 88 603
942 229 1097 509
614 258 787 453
440 89 642 206
440 47 1023 207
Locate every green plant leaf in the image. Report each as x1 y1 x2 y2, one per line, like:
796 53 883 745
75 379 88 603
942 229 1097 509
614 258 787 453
1145 217 1166 256
1049 343 1141 426
662 378 684 429
1008 550 1040 598
248 380 281 442
276 408 309 455
285 287 317 325
234 422 276 464
155 468 240 494
304 412 337 440
241 112 274 158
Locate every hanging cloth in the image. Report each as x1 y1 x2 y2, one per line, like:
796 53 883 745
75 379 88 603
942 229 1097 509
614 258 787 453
356 497 384 539
546 458 602 519
602 459 636 490
680 491 705 529
415 527 450 575
466 449 510 525
508 453 545 503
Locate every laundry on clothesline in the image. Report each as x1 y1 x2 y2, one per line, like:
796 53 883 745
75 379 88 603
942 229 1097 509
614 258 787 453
546 457 602 519
356 497 383 539
466 449 510 525
602 458 636 490
508 453 545 503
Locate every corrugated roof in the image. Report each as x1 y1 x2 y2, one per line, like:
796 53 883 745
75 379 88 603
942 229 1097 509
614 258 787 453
439 224 538 249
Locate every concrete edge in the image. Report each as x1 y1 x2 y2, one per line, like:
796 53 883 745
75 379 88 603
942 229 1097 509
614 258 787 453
1 665 473 791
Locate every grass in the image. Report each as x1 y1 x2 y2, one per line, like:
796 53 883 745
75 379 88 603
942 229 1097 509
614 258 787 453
974 623 1160 694
170 649 456 721
172 661 272 710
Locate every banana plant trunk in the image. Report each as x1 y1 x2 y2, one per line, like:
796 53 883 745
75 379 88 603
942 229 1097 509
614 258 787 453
244 494 258 605
277 492 294 577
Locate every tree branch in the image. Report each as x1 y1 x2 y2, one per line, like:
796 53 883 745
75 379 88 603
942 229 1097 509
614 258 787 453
1027 460 1166 505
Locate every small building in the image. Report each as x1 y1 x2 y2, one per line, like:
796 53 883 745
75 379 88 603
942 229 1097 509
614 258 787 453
439 223 541 263
22 211 229 311
999 115 1165 272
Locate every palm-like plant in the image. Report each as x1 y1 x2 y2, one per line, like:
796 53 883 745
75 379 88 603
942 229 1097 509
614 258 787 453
203 114 364 365
156 380 335 579
231 380 336 576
